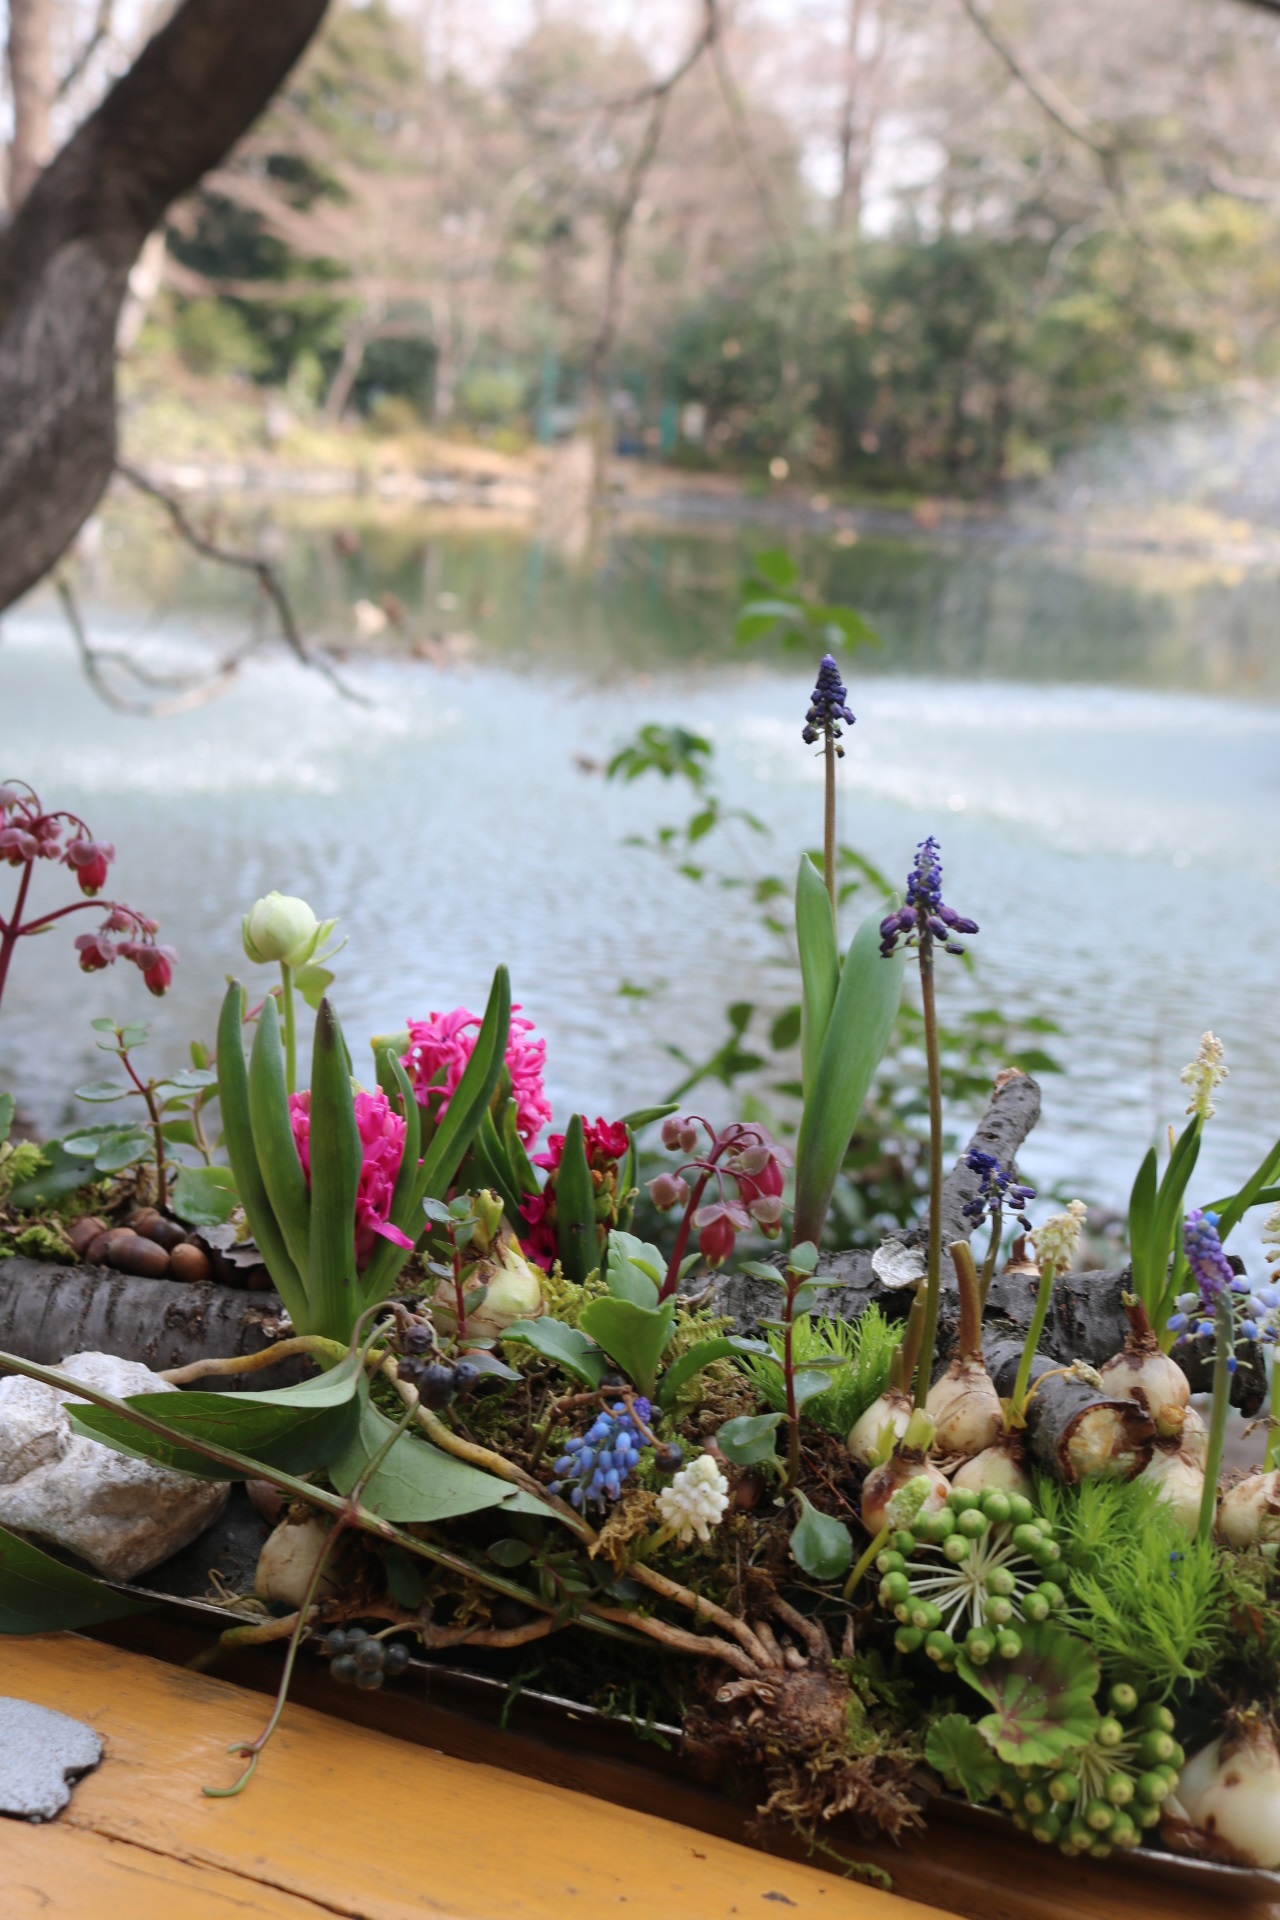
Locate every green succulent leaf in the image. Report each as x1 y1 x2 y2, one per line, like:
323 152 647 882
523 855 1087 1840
955 1621 1100 1768
501 1318 606 1389
789 1492 853 1581
170 1164 239 1228
716 1410 783 1466
925 1714 1004 1804
603 1230 665 1306
578 1296 674 1398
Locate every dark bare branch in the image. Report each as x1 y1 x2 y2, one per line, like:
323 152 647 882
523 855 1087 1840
56 0 114 102
953 0 1112 161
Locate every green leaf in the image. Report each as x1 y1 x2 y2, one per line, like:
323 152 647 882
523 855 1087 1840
716 1410 783 1466
487 1538 534 1567
359 1046 425 1306
6 1140 91 1210
603 1230 664 1306
69 1351 365 1481
925 1714 1004 1804
501 1318 605 1389
307 1000 363 1342
247 991 312 1285
0 1092 12 1143
750 547 800 590
171 1163 239 1228
556 1114 597 1286
793 1365 845 1407
384 1545 425 1608
618 1103 679 1131
812 604 879 647
578 1296 675 1398
294 964 335 1012
62 1125 150 1173
159 1120 198 1148
792 905 905 1246
217 981 307 1330
655 1336 767 1411
1215 1133 1280 1241
955 1622 1100 1768
789 1492 852 1581
74 1079 130 1102
328 1397 552 1524
153 1069 219 1095
0 1523 153 1634
1126 1146 1158 1308
415 966 511 1203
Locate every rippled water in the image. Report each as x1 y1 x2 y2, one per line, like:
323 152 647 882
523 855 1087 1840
1 513 1276 1256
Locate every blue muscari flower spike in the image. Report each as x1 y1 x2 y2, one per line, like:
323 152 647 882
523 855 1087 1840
961 1147 1036 1229
548 1398 650 1511
802 654 855 755
879 835 979 959
1167 1209 1264 1373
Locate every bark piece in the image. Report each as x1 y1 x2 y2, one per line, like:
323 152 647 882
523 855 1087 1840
0 1257 302 1383
987 1338 1155 1483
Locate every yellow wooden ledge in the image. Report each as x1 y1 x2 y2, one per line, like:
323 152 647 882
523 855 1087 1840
1 1634 949 1920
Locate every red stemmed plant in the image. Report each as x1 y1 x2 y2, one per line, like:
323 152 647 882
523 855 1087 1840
647 1114 790 1300
0 781 173 1016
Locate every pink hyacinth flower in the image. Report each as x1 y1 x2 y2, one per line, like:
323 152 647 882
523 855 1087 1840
402 1004 551 1147
289 1088 413 1271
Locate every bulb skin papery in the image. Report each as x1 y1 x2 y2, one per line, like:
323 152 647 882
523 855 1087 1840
859 1450 949 1536
847 1388 913 1468
1098 1340 1190 1443
1136 1442 1206 1535
925 1358 1003 1459
1217 1471 1280 1549
950 1436 1033 1499
1163 1714 1280 1870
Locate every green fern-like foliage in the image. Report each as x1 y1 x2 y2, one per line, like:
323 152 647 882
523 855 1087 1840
739 1305 902 1438
1034 1474 1229 1696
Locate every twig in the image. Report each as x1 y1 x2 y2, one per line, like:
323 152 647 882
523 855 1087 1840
708 20 790 252
953 0 1111 161
54 571 243 717
57 0 114 101
113 461 368 705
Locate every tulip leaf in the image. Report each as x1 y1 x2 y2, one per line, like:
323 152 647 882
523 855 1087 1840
216 981 308 1329
955 1622 1100 1768
716 1410 783 1466
415 966 511 1204
792 905 904 1246
501 1317 606 1389
0 1523 153 1634
307 1000 363 1342
360 1046 425 1306
578 1296 674 1398
247 990 312 1285
329 1398 555 1524
789 1491 853 1581
68 1351 365 1481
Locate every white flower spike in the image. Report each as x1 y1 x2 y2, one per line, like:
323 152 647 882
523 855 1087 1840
656 1452 730 1546
1180 1031 1228 1122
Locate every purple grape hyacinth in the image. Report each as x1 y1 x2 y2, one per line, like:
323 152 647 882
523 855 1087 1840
548 1399 650 1511
879 836 979 958
1168 1208 1257 1369
802 654 855 756
961 1148 1036 1230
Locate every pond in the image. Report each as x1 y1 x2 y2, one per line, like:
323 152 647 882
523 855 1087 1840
1 501 1277 1253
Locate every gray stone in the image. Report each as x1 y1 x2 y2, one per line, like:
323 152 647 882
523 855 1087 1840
0 1351 228 1580
0 1697 102 1821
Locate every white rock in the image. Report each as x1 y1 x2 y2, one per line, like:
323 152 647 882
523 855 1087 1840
254 1513 340 1609
0 1351 228 1581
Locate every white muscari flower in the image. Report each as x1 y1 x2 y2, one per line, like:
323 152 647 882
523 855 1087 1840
1263 1201 1280 1271
1180 1031 1228 1121
1033 1199 1087 1273
656 1452 730 1545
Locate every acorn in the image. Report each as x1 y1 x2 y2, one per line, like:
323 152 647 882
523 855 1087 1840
66 1215 108 1257
169 1241 211 1284
101 1229 170 1279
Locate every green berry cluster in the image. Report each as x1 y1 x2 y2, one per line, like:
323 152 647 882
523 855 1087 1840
324 1626 412 1692
1000 1688 1184 1859
876 1485 1065 1672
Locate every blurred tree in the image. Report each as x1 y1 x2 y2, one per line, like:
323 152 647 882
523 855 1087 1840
0 0 329 612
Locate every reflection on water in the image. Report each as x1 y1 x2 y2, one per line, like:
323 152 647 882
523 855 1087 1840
1 510 1277 1261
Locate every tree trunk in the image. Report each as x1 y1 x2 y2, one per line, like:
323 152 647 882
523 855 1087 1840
0 0 329 614
6 0 55 211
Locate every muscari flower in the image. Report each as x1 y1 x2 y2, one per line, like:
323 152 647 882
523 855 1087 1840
879 836 978 959
1167 1209 1259 1368
1181 1032 1228 1122
802 654 855 755
549 1400 650 1511
1033 1198 1087 1273
289 1087 413 1270
657 1452 730 1545
403 1005 551 1147
961 1147 1036 1230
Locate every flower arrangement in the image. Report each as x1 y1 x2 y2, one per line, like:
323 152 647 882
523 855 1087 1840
1 661 1279 1895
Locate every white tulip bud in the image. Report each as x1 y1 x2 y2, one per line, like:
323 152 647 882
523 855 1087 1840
242 892 320 967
